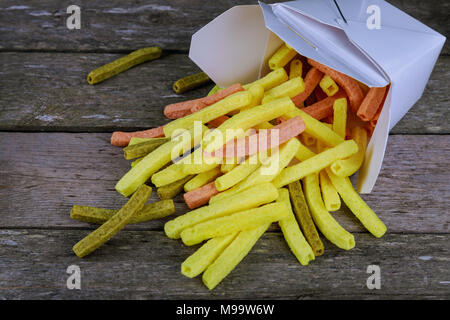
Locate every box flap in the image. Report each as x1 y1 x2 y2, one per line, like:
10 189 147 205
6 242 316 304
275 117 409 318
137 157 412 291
188 0 445 193
189 5 271 88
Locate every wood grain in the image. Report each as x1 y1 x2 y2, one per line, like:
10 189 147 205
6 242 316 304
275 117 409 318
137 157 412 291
0 133 448 233
0 229 448 299
0 52 448 134
0 0 447 54
0 0 449 300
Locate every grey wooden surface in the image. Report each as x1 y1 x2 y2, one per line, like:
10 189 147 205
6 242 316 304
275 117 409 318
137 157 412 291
0 0 449 300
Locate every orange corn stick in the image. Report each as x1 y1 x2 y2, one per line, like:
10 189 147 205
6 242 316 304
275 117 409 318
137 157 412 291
184 181 219 209
356 86 387 121
164 83 244 119
314 86 328 101
164 99 206 119
302 90 347 120
291 68 323 107
191 83 244 114
307 59 364 113
364 122 375 137
304 91 317 106
323 114 334 124
111 126 165 147
201 83 244 106
358 81 370 96
211 116 305 158
208 115 230 128
370 115 380 128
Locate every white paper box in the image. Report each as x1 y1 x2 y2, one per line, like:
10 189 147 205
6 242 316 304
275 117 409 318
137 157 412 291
189 0 445 193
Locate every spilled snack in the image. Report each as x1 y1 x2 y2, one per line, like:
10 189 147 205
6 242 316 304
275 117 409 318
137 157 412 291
73 39 393 291
73 184 152 258
70 199 175 224
123 137 169 160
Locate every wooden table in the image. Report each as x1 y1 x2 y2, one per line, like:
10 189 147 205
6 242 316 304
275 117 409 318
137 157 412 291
0 1 448 300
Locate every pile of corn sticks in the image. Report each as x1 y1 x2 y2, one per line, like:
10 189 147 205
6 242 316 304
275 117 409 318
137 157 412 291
72 43 388 291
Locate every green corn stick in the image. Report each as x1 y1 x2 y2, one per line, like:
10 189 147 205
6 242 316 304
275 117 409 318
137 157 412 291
173 72 212 94
123 138 170 160
287 181 324 256
157 175 194 200
129 137 152 146
87 47 162 85
73 184 152 258
70 199 175 224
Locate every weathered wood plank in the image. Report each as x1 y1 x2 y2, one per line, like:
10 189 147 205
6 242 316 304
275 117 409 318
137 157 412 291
0 0 448 54
0 52 448 134
0 230 448 299
0 133 449 233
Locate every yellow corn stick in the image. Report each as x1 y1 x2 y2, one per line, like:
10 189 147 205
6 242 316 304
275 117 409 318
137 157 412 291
268 43 297 70
240 84 264 112
151 162 186 187
180 203 288 246
254 121 274 130
181 232 238 278
261 77 305 104
202 223 270 290
316 123 332 152
284 108 344 147
184 167 222 192
203 97 295 153
215 152 264 191
300 132 316 146
181 147 221 175
210 138 300 203
330 126 367 177
220 161 238 174
131 157 143 168
326 168 387 238
319 74 339 96
115 125 206 197
333 98 347 139
163 91 251 137
208 84 222 96
303 173 355 250
164 183 278 239
311 130 341 213
314 130 341 212
243 68 288 91
272 139 358 188
319 170 341 212
289 59 303 79
277 188 315 265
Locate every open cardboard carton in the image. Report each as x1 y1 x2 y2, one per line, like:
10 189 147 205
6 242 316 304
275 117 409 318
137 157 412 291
189 0 445 193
